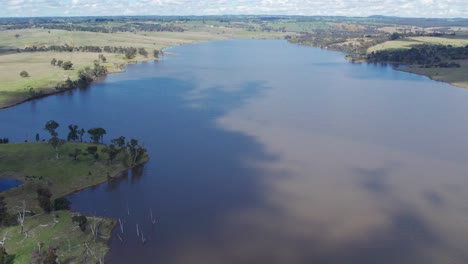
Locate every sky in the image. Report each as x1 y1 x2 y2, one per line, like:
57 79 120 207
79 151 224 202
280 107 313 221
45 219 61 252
0 0 466 18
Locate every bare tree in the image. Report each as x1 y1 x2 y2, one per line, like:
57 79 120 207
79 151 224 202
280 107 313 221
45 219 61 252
0 231 8 248
16 201 28 235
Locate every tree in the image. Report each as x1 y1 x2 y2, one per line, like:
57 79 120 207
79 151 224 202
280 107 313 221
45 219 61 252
50 58 56 66
61 61 73 70
35 133 40 142
87 128 106 144
43 247 58 264
48 136 65 159
53 197 70 210
44 120 59 138
98 54 106 62
138 47 148 57
390 32 400 40
72 215 87 232
37 188 52 213
77 128 85 142
126 138 146 166
153 49 159 58
86 146 99 160
0 197 8 226
124 47 137 59
19 71 29 78
69 148 82 161
67 125 79 141
102 144 120 164
111 136 125 148
56 60 63 67
0 245 14 264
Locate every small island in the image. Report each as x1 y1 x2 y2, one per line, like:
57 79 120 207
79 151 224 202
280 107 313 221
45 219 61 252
0 121 148 263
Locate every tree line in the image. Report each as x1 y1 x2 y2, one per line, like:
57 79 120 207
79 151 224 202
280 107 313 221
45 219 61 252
366 44 468 67
19 45 159 59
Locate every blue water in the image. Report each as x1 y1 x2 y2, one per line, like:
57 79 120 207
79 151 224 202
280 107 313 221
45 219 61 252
0 178 22 192
1 39 468 263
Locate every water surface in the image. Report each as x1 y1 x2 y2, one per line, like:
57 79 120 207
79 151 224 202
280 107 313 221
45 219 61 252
1 39 468 263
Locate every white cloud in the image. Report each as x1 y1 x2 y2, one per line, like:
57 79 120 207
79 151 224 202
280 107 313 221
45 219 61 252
0 0 466 17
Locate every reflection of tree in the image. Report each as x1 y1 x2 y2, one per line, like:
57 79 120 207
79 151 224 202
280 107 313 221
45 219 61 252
130 164 145 184
106 170 129 192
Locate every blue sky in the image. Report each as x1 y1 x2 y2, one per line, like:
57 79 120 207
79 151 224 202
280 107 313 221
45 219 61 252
0 0 466 18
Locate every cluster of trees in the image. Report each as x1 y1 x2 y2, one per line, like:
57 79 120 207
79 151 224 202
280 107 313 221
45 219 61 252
0 138 9 144
366 44 468 66
42 120 147 166
50 58 73 70
54 57 108 91
288 29 388 54
19 44 160 58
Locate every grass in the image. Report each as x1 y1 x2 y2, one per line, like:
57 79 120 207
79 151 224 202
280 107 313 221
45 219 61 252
0 142 147 262
0 142 147 213
1 211 115 264
365 36 468 88
367 36 468 53
398 60 468 89
0 28 232 108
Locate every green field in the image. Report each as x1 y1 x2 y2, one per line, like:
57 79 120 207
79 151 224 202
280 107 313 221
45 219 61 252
398 61 468 89
0 142 146 263
1 211 114 264
0 28 233 109
0 142 147 213
367 36 468 53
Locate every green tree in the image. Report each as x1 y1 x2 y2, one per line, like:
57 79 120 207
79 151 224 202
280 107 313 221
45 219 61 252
56 60 63 67
98 54 106 62
53 197 70 210
50 58 56 66
61 61 73 70
37 188 52 213
77 128 85 142
102 144 120 164
67 125 79 141
111 136 126 148
0 196 8 226
48 136 65 159
72 215 87 232
44 120 59 138
124 47 137 59
138 47 148 57
126 138 146 165
19 71 29 77
87 128 106 144
69 148 82 161
86 146 99 160
153 49 159 58
35 133 40 142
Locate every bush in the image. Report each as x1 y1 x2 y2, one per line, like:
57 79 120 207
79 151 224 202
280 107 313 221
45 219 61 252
53 197 70 210
37 187 52 213
20 70 29 77
61 61 73 70
72 215 87 232
50 58 56 66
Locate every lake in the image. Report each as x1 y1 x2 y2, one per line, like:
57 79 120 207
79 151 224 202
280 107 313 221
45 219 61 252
1 39 468 263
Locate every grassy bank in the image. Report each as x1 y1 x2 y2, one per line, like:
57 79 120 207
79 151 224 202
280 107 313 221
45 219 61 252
0 211 115 264
0 142 147 262
0 142 147 213
364 36 468 88
0 28 233 109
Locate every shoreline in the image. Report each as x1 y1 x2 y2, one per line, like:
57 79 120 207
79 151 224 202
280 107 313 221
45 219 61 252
0 35 228 110
0 142 149 262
